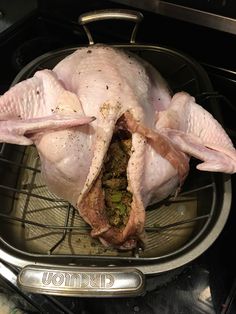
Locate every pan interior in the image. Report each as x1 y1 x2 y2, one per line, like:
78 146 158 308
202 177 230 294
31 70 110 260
0 46 226 263
0 145 213 258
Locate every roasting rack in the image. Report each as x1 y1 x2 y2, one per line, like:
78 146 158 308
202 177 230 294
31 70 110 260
0 89 229 261
0 45 230 260
0 41 231 303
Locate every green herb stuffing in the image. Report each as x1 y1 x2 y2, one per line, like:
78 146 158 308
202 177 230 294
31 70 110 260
102 130 132 228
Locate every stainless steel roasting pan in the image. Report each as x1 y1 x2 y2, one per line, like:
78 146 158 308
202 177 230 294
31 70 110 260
0 9 232 297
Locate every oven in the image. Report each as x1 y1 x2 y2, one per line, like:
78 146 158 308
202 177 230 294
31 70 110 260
0 1 236 313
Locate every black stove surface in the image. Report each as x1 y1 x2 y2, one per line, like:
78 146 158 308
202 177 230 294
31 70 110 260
1 1 236 313
83 264 215 314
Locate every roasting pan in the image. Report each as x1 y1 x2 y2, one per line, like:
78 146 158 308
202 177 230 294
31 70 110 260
0 9 232 297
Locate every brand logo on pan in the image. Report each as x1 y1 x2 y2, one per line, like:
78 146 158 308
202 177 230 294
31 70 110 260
42 272 115 288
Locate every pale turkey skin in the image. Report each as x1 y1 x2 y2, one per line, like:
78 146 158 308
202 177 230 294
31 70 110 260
0 44 235 249
52 45 177 206
50 45 177 247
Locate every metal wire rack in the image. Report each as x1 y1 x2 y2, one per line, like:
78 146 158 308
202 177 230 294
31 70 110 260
0 108 218 260
0 47 230 263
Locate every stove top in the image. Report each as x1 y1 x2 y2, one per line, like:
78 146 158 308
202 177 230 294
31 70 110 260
0 1 236 313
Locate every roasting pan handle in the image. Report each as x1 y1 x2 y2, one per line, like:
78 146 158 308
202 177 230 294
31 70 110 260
17 265 145 297
78 9 143 44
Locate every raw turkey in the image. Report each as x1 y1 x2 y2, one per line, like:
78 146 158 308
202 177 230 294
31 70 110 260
0 44 236 249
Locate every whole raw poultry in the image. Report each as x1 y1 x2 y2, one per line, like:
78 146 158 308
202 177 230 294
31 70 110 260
0 45 236 249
